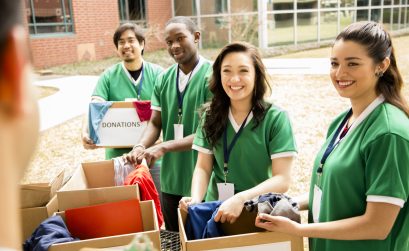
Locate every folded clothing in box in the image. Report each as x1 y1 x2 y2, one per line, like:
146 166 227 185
65 199 143 239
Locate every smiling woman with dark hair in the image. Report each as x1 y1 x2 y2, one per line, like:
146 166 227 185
256 21 409 251
179 41 297 224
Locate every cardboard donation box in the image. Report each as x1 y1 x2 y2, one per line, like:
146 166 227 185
50 200 160 251
89 101 150 148
20 169 64 208
47 160 160 251
20 170 64 240
178 209 304 251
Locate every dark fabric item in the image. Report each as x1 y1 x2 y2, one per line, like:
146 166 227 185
161 192 182 232
132 101 152 122
202 203 225 239
124 163 164 227
244 193 301 223
23 215 78 251
185 201 224 240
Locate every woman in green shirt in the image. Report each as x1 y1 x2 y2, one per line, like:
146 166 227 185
256 21 409 251
179 42 297 223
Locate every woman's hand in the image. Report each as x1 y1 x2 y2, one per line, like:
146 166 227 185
179 197 201 213
214 195 246 224
255 213 300 235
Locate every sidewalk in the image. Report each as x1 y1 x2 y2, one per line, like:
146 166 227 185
264 58 330 75
34 76 98 131
34 58 329 131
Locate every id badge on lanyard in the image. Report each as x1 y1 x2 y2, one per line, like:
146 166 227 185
174 60 199 141
313 109 352 223
219 110 251 202
312 185 322 223
217 183 235 201
174 124 184 140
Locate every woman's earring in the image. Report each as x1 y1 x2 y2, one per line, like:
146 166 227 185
375 71 384 78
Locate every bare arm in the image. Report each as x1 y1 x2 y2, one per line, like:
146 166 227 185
256 202 400 240
179 152 214 212
126 109 197 165
215 156 294 223
294 193 309 211
138 109 162 149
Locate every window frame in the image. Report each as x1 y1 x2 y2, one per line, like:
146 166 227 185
27 0 75 37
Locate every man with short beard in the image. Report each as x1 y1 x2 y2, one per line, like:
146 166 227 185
82 23 163 160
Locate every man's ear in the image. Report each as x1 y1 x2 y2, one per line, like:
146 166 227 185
194 31 201 43
0 27 28 117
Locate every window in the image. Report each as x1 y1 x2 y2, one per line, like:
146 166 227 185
25 0 74 35
118 0 146 26
174 0 196 16
200 0 227 15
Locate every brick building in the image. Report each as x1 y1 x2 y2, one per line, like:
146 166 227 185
24 0 172 68
25 0 409 68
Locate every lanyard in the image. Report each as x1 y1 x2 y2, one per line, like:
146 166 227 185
223 110 252 184
316 109 352 186
176 59 199 123
135 65 144 100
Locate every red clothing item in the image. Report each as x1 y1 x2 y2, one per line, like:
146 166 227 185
124 164 164 227
66 199 143 239
132 101 152 122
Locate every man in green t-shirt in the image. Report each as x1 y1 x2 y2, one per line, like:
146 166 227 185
125 16 212 231
81 23 163 159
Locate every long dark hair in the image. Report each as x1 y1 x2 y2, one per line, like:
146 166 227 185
335 21 409 116
203 42 272 146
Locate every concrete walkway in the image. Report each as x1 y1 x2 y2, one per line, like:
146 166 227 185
34 58 329 131
264 58 330 75
34 76 98 131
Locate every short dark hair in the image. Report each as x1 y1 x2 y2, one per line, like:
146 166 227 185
165 16 198 34
0 1 23 55
113 23 145 49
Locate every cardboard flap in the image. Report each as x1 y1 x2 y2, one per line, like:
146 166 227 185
57 185 139 211
60 164 89 191
81 160 115 188
20 169 64 208
111 102 136 108
20 195 59 240
46 195 59 216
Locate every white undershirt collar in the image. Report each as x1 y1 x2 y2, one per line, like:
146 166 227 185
178 55 204 93
336 95 385 142
228 107 254 133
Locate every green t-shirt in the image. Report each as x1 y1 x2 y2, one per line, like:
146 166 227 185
92 61 163 159
193 105 297 201
151 57 212 196
308 96 409 251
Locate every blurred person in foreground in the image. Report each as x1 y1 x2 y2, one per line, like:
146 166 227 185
0 0 40 250
256 21 409 251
